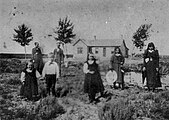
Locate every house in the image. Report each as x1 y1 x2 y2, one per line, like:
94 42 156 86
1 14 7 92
73 39 129 61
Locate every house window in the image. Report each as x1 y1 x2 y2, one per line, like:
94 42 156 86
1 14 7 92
103 47 106 57
111 47 115 54
95 48 99 54
88 47 92 53
77 47 83 54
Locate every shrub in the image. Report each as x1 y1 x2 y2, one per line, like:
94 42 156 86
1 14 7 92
0 98 6 104
14 96 65 120
134 91 169 120
98 99 135 120
35 96 65 119
0 59 25 73
159 62 169 75
142 93 155 101
6 77 22 85
99 90 169 120
159 91 169 101
15 107 28 119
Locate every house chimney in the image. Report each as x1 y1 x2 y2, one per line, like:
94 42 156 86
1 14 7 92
94 35 96 40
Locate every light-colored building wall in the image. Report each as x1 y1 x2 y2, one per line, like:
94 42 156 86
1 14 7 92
72 40 129 61
73 41 88 61
91 47 115 60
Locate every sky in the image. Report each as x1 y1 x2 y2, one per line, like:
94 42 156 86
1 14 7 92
1 0 169 55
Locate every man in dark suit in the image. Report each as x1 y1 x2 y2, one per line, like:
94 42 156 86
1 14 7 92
32 42 43 74
53 43 64 77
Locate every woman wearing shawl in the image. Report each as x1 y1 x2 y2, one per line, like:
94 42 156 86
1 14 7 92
143 42 161 91
110 47 125 90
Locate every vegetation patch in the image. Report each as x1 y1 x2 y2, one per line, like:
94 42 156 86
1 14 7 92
98 90 169 120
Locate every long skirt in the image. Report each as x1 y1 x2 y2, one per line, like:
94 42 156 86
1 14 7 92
84 72 104 94
146 61 161 88
20 75 38 100
113 63 124 84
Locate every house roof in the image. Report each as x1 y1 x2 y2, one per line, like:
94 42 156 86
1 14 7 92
73 39 126 47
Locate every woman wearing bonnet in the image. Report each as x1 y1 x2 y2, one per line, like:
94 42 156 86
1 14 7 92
143 42 161 91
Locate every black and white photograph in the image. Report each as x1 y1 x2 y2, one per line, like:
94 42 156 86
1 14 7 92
0 0 169 120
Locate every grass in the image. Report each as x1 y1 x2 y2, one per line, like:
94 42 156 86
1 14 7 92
14 96 65 120
34 96 65 120
98 99 135 120
0 59 85 119
1 58 169 120
98 90 169 120
0 73 66 120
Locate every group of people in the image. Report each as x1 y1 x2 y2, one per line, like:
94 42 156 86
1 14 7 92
83 42 161 104
31 42 64 75
20 42 64 101
20 41 161 103
83 47 125 103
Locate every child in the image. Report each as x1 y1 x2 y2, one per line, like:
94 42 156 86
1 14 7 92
20 61 41 100
42 52 59 97
83 53 104 104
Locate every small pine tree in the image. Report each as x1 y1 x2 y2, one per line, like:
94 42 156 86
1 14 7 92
132 24 152 55
13 24 33 59
54 16 76 44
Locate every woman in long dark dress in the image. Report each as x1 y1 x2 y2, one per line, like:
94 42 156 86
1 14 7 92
83 53 104 103
110 47 125 90
20 61 41 100
143 42 161 91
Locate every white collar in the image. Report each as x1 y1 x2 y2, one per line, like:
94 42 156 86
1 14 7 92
115 53 121 56
88 60 94 64
148 50 154 53
26 69 33 72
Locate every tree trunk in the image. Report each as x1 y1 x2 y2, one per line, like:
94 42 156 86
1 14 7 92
131 44 135 57
24 46 26 59
65 44 67 59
